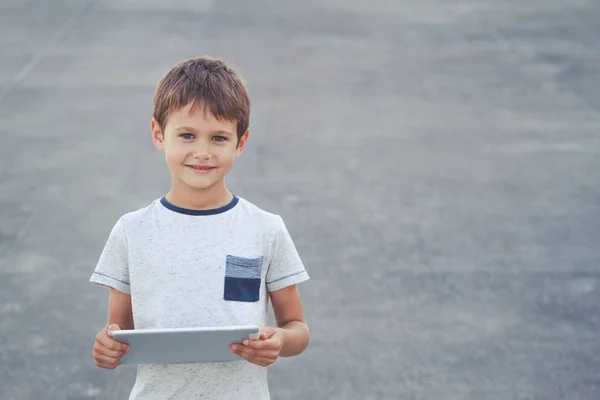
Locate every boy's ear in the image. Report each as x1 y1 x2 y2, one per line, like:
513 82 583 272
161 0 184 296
151 119 165 151
235 129 250 156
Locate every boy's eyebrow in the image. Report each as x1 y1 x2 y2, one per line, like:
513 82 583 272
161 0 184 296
174 126 199 133
174 126 234 136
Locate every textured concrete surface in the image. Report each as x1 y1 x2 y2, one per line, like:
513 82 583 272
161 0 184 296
1 1 599 399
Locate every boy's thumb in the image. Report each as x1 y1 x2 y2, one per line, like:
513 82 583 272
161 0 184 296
107 324 121 336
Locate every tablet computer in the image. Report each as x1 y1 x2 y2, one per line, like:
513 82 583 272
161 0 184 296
112 325 260 365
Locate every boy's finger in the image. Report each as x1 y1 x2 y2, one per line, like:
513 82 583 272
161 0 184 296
242 339 277 350
231 347 252 362
248 356 274 367
107 324 121 334
94 353 120 364
235 345 258 358
99 338 129 354
234 345 275 361
95 345 124 359
235 347 278 363
111 342 130 353
98 330 127 349
94 354 120 369
99 336 129 353
235 352 273 367
259 328 276 340
98 342 129 358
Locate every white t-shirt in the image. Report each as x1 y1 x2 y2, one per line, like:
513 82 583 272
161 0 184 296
90 195 310 400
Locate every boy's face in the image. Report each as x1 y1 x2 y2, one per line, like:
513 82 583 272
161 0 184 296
151 103 248 192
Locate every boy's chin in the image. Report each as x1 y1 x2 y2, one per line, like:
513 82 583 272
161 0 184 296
179 177 220 191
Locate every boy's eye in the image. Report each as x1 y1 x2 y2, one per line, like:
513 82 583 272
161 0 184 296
180 133 195 139
213 136 228 142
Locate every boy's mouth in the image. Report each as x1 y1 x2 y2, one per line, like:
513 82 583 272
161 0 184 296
186 165 215 173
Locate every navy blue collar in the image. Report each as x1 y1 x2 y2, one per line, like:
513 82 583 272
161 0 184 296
160 195 239 216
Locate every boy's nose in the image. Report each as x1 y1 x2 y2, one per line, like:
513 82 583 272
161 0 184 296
192 143 211 159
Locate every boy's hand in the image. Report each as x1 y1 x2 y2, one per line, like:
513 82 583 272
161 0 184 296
93 324 130 369
230 326 284 367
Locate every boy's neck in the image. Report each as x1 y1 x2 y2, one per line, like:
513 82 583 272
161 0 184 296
165 180 234 211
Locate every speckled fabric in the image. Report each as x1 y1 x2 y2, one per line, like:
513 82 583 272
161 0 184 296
90 196 309 399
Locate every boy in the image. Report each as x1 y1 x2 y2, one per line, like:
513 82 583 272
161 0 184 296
90 56 310 399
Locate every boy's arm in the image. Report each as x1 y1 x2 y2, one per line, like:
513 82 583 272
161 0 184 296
107 288 134 329
93 288 133 369
231 216 309 365
231 284 309 365
270 284 309 357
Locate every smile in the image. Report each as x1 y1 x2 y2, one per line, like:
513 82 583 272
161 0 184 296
186 165 215 174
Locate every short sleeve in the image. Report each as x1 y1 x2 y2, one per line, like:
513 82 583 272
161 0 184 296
89 218 131 294
266 216 309 292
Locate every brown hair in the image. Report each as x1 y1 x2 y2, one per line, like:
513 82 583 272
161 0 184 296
153 56 250 141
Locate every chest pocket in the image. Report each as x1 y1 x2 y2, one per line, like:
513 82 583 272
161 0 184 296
224 255 263 302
